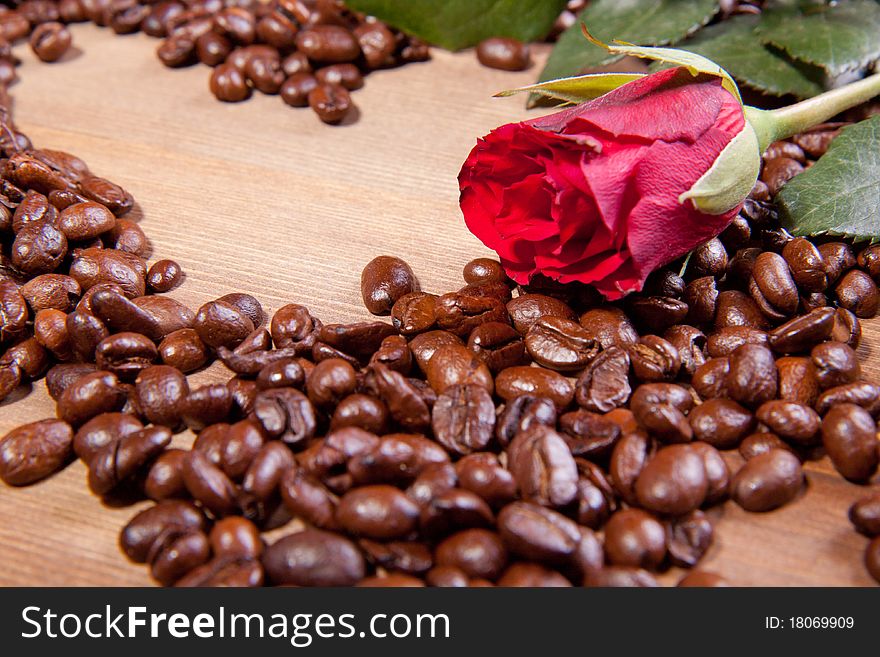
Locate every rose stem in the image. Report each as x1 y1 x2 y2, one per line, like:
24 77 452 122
745 72 880 151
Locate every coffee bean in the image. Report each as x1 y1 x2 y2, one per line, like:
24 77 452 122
630 383 693 444
30 22 72 62
667 509 714 568
726 344 777 408
363 364 430 433
337 484 420 540
262 529 365 586
692 357 729 400
849 495 880 537
575 346 631 413
495 394 556 447
0 419 73 485
296 25 360 63
308 82 352 124
687 399 754 449
835 269 879 318
609 432 653 506
762 156 803 195
688 238 728 279
629 335 680 382
775 356 819 407
635 444 708 515
330 394 389 434
738 432 796 461
424 343 493 395
627 296 689 333
714 290 769 330
95 332 158 381
181 449 239 517
685 277 718 325
432 384 495 455
768 307 835 354
496 365 574 410
210 62 251 102
525 316 600 372
819 242 856 285
134 365 189 428
756 400 821 446
349 433 449 487
731 449 803 512
499 563 572 587
88 425 171 495
507 425 577 508
12 220 68 275
811 341 860 390
243 441 296 502
559 410 621 460
194 300 254 349
143 448 187 501
120 500 206 563
13 191 58 233
20 274 80 314
434 291 508 338
455 453 517 509
782 238 827 292
866 537 880 584
604 508 666 569
505 294 575 335
245 54 285 94
0 281 29 347
821 403 878 482
196 31 233 66
69 248 145 298
144 259 182 293
57 370 126 426
252 388 316 447
158 328 208 373
497 501 579 564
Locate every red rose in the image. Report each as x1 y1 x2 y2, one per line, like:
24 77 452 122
459 67 750 300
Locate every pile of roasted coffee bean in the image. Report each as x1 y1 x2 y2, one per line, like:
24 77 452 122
2 95 880 585
0 0 429 124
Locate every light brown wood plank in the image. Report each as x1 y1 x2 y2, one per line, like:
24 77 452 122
0 24 877 586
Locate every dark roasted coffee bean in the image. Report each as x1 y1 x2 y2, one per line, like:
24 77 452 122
362 364 430 432
455 453 517 509
262 529 364 586
57 370 126 426
466 322 525 373
684 276 718 325
772 356 818 408
281 466 339 529
194 300 254 349
196 31 232 66
390 292 436 335
692 357 729 400
13 191 58 234
629 335 680 382
714 290 769 330
120 500 206 563
495 394 556 447
476 36 530 71
95 332 158 381
145 259 182 293
134 365 188 428
821 404 878 482
0 281 29 346
627 296 689 333
604 508 666 569
636 444 708 515
308 82 352 124
660 327 705 379
243 441 296 501
158 328 209 373
296 24 359 62
69 248 145 298
434 291 507 338
496 365 574 410
20 274 80 314
630 383 693 444
688 399 754 449
12 220 67 275
577 307 638 349
835 269 879 318
462 258 507 286
317 321 395 363
425 565 469 587
689 441 729 504
349 433 448 487
768 307 835 354
762 156 803 195
0 419 73 486
707 326 769 358
738 432 797 461
866 537 880 584
507 294 576 335
609 432 653 506
409 330 461 372
731 449 803 512
816 382 880 417
508 425 577 508
497 501 580 564
210 62 251 102
245 54 285 94
181 450 239 517
819 242 856 285
558 410 621 460
157 33 196 67
525 316 600 372
666 510 713 568
45 363 96 401
270 304 320 354
830 307 861 348
433 529 507 582
337 484 420 540
316 63 363 90
726 344 777 408
144 448 188 501
32 309 72 361
252 388 316 447
756 400 820 446
88 425 171 495
330 394 389 434
424 343 493 395
359 539 432 575
849 495 880 537
360 255 419 316
180 384 233 431
30 22 72 63
280 72 317 107
811 341 860 390
687 238 728 279
782 238 827 292
575 346 631 412
432 384 494 455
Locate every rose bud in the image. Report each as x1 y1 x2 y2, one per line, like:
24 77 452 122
460 29 880 302
459 65 760 301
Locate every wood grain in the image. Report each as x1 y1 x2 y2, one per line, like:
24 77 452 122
0 24 877 587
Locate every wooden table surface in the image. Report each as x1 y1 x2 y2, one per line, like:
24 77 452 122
0 23 877 587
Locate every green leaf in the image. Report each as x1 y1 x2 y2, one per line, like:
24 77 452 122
777 116 880 243
498 72 646 104
665 15 824 99
756 0 880 77
535 0 719 90
345 0 568 50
